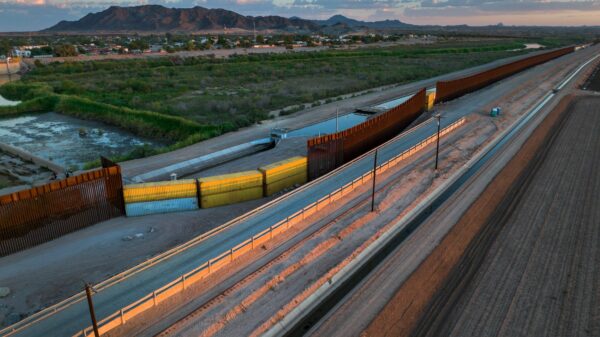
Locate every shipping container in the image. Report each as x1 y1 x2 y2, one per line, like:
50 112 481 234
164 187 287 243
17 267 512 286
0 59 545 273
259 157 307 196
425 92 436 111
199 171 264 208
123 179 197 203
125 197 199 217
200 186 264 208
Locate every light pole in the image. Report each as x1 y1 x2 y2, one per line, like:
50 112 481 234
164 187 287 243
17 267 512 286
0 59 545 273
434 114 442 171
85 283 100 337
371 149 378 212
335 108 339 133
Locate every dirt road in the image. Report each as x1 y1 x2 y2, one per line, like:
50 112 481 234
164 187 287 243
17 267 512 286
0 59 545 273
420 96 600 337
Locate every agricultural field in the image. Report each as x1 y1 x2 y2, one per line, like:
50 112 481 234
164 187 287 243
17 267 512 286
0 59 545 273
0 38 580 164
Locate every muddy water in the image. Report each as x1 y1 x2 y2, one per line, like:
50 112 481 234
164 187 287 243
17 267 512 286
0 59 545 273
0 112 164 170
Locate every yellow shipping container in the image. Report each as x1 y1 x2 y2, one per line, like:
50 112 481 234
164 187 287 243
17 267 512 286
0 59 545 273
259 157 307 196
199 170 264 208
124 179 197 203
425 92 436 111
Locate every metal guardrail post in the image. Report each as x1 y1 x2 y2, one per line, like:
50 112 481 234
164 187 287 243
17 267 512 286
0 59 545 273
84 284 99 337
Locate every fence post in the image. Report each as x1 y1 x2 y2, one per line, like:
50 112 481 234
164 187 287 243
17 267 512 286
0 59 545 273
182 275 186 289
120 309 125 324
153 291 157 306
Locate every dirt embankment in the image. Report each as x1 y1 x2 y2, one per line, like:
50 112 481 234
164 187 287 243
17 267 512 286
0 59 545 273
362 95 576 337
414 95 600 337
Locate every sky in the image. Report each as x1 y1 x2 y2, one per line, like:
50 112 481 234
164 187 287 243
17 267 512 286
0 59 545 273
0 0 599 31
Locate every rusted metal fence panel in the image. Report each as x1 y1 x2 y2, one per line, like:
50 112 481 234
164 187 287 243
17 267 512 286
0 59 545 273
308 89 426 180
0 165 125 256
435 47 575 103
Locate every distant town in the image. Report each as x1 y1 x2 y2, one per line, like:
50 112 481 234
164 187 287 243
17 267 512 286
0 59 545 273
0 33 433 61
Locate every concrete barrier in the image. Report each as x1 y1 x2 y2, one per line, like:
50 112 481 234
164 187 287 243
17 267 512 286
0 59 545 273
0 142 65 174
131 138 275 182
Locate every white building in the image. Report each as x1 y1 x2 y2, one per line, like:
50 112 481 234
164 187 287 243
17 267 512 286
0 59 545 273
12 49 31 58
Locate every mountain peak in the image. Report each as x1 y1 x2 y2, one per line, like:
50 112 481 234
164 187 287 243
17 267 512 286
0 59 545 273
44 5 318 32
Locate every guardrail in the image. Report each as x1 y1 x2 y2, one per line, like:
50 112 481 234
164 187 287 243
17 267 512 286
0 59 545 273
74 117 466 337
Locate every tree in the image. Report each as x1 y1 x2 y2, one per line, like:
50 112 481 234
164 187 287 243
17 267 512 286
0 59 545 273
0 41 11 56
185 40 195 51
53 44 78 57
129 40 149 51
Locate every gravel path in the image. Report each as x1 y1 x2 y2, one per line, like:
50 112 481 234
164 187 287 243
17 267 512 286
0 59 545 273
429 96 600 337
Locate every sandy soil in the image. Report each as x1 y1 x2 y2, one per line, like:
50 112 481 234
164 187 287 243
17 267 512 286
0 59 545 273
420 96 600 337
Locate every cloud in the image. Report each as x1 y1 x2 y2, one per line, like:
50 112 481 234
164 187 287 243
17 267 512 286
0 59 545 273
1 0 599 31
416 0 600 12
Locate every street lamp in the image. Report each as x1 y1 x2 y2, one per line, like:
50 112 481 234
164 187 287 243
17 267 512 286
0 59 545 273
434 114 442 171
371 149 378 212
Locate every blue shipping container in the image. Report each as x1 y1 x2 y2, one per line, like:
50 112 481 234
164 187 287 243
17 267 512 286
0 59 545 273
125 197 199 217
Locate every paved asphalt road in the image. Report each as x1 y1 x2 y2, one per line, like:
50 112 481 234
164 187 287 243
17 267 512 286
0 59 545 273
6 46 597 337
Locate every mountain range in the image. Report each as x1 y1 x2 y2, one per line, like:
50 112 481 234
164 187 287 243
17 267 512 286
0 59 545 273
312 14 414 29
44 5 412 33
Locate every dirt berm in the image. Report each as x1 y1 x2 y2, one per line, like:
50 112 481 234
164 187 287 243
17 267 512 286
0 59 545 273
362 95 575 337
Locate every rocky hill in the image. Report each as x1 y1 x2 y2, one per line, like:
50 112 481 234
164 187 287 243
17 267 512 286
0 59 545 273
45 5 319 32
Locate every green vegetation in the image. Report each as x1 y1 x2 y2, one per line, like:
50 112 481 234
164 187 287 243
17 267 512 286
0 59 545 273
0 38 571 165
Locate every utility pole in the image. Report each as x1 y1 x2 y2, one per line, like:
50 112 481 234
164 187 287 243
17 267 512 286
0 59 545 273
85 283 100 337
434 114 442 171
371 149 378 212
